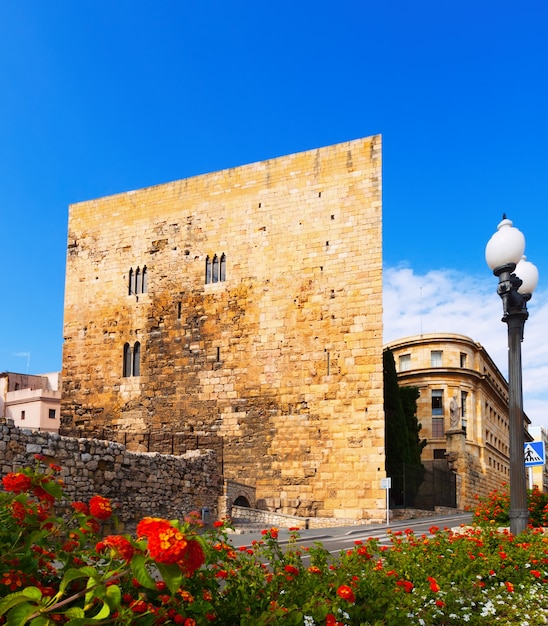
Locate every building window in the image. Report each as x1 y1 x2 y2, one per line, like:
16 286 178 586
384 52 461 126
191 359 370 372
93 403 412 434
433 448 446 459
460 352 467 368
432 418 445 438
141 266 148 293
399 354 411 372
431 350 443 367
49 409 56 419
220 253 226 281
122 342 141 378
205 256 212 284
20 410 25 420
432 389 443 415
205 254 227 284
128 266 148 295
133 342 141 377
123 342 141 377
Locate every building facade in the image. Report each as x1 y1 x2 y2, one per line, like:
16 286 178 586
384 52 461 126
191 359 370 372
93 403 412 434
385 333 529 509
61 135 385 522
0 372 61 433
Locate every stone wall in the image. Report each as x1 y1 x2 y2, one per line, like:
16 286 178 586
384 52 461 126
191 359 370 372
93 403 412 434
0 420 222 530
61 135 385 522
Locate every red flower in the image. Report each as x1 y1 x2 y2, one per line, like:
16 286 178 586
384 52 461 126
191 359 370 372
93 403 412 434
71 501 89 515
178 539 205 576
428 576 440 592
10 501 27 524
505 581 514 592
89 495 112 520
396 579 414 593
336 584 355 603
97 535 135 562
2 472 32 494
284 564 299 576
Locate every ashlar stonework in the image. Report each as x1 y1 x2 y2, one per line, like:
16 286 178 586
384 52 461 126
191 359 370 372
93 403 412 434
61 135 385 522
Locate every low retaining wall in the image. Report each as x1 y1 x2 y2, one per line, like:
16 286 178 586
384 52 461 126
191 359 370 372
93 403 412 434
0 420 222 531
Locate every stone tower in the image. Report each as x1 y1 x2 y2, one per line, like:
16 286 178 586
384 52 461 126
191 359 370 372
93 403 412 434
62 135 385 521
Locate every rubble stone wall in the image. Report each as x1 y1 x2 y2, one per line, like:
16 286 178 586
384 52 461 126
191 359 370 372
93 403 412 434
0 420 222 530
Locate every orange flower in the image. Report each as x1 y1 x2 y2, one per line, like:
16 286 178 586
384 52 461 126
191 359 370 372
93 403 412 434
89 495 112 520
336 584 355 602
428 576 440 592
505 581 514 593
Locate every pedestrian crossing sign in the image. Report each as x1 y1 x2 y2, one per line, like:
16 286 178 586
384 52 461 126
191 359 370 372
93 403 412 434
524 441 545 467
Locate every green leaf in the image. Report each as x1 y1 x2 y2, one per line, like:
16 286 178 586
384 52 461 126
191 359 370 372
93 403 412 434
39 480 63 500
6 601 37 626
0 588 42 618
28 617 51 626
105 584 122 609
156 562 183 595
90 600 110 621
129 554 157 590
59 567 97 595
63 608 85 618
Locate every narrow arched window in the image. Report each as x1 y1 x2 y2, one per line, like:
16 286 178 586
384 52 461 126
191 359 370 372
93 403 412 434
128 268 135 295
212 254 219 283
135 267 142 294
123 343 131 377
205 256 212 284
133 341 141 376
220 253 226 282
141 266 147 293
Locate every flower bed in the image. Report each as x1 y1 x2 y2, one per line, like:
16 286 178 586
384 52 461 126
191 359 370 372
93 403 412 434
1 459 548 624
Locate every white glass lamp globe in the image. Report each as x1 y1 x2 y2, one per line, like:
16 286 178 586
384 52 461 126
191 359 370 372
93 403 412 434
515 256 539 295
485 216 525 271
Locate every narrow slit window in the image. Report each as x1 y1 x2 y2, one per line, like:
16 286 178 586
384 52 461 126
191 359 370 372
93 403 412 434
205 256 212 284
141 266 147 293
133 341 141 376
123 343 131 377
220 253 226 281
212 254 219 283
135 267 142 294
128 268 135 295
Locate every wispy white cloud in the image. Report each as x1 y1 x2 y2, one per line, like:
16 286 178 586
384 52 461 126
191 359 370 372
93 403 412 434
383 266 548 429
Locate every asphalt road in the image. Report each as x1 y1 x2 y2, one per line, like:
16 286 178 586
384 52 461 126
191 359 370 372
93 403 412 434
228 512 473 558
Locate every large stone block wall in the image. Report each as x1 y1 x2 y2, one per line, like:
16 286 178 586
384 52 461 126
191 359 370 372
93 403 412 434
62 135 384 522
0 420 221 529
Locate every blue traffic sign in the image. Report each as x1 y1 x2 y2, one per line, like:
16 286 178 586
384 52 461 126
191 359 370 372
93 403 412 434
524 441 545 467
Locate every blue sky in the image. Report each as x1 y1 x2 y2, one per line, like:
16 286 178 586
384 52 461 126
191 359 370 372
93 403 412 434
1 1 547 425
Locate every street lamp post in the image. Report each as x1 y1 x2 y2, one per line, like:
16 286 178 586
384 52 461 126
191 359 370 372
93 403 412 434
485 215 539 535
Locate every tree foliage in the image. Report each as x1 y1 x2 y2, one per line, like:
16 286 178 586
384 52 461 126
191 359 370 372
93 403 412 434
383 348 425 475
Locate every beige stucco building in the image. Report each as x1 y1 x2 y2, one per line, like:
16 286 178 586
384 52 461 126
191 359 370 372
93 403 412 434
61 135 385 522
385 333 530 509
0 372 61 433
